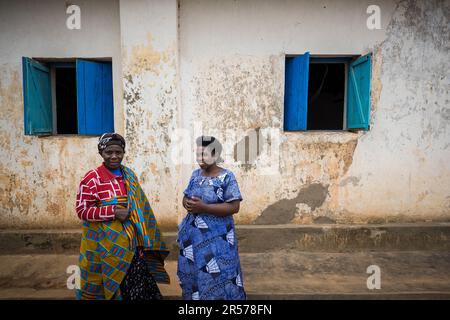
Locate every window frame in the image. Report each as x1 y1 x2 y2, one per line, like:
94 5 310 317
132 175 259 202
22 57 114 136
284 53 372 132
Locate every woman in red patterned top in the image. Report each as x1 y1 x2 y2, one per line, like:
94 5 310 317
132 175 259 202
75 133 169 300
76 135 129 222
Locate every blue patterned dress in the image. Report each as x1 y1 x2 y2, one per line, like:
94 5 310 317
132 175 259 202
177 168 246 300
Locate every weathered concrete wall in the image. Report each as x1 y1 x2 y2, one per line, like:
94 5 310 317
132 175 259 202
0 0 449 229
0 0 123 228
179 0 450 224
119 0 181 229
340 0 450 223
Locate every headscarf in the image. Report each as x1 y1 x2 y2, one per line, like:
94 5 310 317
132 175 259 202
98 133 126 153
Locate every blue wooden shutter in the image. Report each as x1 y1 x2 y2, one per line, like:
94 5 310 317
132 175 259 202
284 52 309 131
22 57 53 135
76 59 114 135
347 54 372 130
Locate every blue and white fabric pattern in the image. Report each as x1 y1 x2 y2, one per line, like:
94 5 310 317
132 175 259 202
177 168 246 300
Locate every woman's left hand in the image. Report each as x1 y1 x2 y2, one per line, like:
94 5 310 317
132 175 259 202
186 196 207 214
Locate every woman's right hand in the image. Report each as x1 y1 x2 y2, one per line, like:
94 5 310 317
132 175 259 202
182 196 191 211
114 208 130 222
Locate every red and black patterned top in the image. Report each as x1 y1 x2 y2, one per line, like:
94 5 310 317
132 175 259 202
76 164 127 221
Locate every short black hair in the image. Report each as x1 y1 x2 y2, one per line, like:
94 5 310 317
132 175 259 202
196 135 222 158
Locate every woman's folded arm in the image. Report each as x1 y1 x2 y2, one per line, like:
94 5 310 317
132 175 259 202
75 178 116 222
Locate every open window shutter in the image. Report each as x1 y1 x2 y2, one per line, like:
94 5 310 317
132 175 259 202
22 57 53 135
347 54 372 130
76 59 114 135
284 52 309 131
101 63 114 134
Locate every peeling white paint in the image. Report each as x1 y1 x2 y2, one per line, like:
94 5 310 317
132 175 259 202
0 0 448 229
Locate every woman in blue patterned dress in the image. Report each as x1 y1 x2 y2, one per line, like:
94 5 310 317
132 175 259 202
177 136 246 300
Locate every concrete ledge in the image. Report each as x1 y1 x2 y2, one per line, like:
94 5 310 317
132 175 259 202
236 223 450 253
1 223 449 256
0 229 85 256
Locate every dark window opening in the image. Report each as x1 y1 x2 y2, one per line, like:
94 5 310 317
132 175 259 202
307 63 345 130
55 67 77 134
